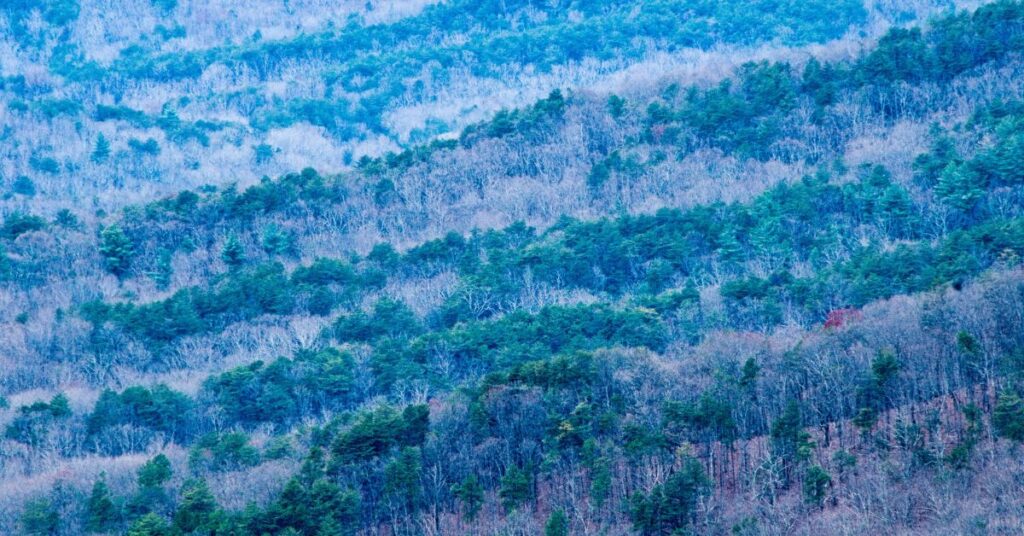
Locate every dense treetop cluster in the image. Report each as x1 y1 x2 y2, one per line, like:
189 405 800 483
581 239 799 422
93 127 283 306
5 1 1024 535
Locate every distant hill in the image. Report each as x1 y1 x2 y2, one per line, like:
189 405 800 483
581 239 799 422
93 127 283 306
4 1 1024 535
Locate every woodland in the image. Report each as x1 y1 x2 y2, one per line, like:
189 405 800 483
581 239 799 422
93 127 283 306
3 1 1024 535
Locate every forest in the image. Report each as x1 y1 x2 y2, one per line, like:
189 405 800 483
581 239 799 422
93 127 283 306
3 0 1024 535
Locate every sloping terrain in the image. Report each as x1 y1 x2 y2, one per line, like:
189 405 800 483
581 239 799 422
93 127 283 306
1 0 947 209
4 1 1024 535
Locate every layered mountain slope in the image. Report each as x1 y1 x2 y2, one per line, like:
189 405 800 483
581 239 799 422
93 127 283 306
0 0 954 210
3 1 1024 535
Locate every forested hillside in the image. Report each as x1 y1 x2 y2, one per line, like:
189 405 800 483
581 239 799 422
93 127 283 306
0 0 948 210
5 0 1024 535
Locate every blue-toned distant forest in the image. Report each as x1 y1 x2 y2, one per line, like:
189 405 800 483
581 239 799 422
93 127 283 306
4 1 1024 535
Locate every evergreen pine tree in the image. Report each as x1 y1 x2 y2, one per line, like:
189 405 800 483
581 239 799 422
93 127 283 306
21 497 58 536
879 184 916 237
770 401 814 483
802 465 832 507
629 456 709 535
316 517 341 536
221 234 245 268
127 454 173 517
452 474 484 521
91 134 111 163
499 466 531 512
85 475 119 533
173 480 217 533
994 391 1024 442
590 459 612 508
261 223 293 256
936 162 985 212
717 226 745 267
99 224 134 277
913 124 958 186
126 513 171 536
739 358 761 398
138 454 173 488
545 509 569 536
309 479 359 533
384 447 422 511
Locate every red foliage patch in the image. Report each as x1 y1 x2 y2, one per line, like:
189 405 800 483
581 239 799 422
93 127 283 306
824 308 861 329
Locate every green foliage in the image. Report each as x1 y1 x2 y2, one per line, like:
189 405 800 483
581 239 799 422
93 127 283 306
871 351 901 386
452 474 484 521
957 331 981 357
85 475 120 533
137 454 173 488
499 465 532 512
91 134 111 163
464 89 566 143
189 432 260 472
95 99 1024 351
334 298 422 343
860 28 934 84
29 156 60 175
13 175 36 196
54 209 79 229
254 477 359 535
126 513 172 536
3 212 46 240
89 132 111 163
664 391 738 444
263 436 294 460
914 125 958 186
590 457 613 508
88 385 193 442
411 304 667 378
122 489 168 522
946 403 982 469
128 137 160 156
84 261 303 342
151 0 177 13
664 61 799 158
622 423 671 459
506 351 596 391
936 162 985 212
770 401 814 468
99 224 134 276
261 223 294 256
332 404 429 463
740 358 760 389
205 347 355 427
545 509 569 536
220 233 246 268
49 394 71 417
19 5 1024 534
148 248 174 290
173 480 218 533
0 1 72 40
994 391 1024 442
802 465 832 506
608 95 626 118
5 394 72 446
384 447 422 509
21 497 59 536
586 155 615 193
254 143 274 164
629 456 710 535
94 105 152 126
